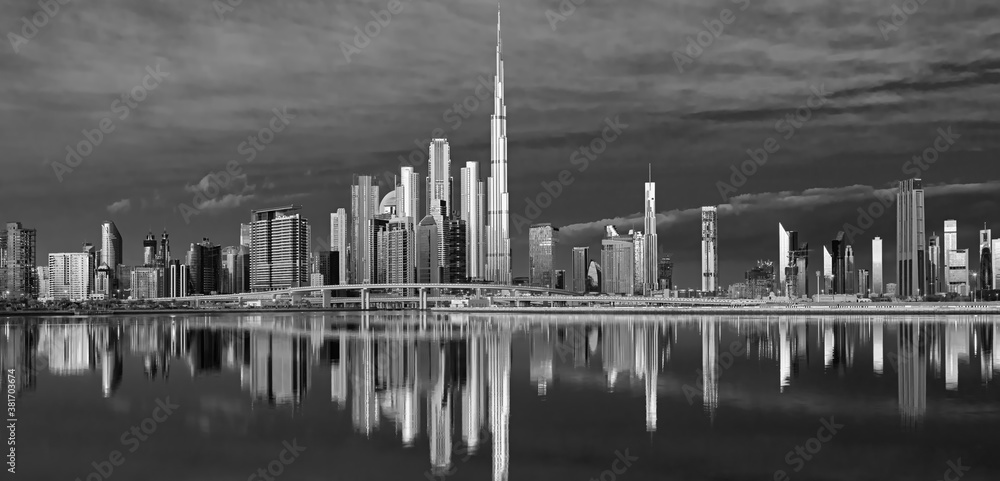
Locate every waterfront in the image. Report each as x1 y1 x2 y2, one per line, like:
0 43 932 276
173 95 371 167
4 312 1000 480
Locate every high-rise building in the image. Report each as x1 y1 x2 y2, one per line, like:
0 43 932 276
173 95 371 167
632 230 646 295
873 237 884 296
601 226 634 295
644 174 658 292
528 224 558 288
779 223 790 295
927 234 941 295
48 253 90 301
844 245 856 295
378 217 413 284
745 260 775 299
3 222 37 298
351 176 380 284
416 215 440 283
700 206 718 293
398 166 420 221
979 225 993 291
221 245 250 294
443 218 467 284
858 268 870 297
896 178 926 298
330 208 348 285
555 270 565 290
948 249 970 294
379 189 398 217
82 243 96 296
831 232 846 294
130 267 162 299
142 232 157 267
157 229 171 267
240 223 252 247
460 162 484 281
658 254 674 291
429 139 451 273
586 260 602 293
100 221 122 294
168 260 185 297
571 247 589 293
485 6 511 285
250 206 310 291
943 220 960 293
317 251 340 286
186 238 221 295
35 266 49 300
822 246 834 293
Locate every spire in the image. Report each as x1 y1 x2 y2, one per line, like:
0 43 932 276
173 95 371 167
496 2 503 89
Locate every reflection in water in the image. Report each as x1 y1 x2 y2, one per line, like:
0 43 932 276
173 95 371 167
4 315 1000 479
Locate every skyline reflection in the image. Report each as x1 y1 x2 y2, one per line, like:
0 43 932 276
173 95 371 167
3 314 1000 480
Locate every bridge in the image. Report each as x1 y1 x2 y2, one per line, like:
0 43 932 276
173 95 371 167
128 283 759 310
133 283 580 309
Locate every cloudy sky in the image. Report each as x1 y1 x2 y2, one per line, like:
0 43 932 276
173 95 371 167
2 0 999 287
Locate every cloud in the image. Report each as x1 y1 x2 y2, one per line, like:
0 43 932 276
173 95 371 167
106 198 132 214
183 173 256 214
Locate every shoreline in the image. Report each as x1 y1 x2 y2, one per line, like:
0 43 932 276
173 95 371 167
2 303 1000 317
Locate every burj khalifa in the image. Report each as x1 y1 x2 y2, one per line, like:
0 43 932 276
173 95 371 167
485 4 511 285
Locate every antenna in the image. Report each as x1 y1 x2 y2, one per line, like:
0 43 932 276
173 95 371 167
648 163 651 183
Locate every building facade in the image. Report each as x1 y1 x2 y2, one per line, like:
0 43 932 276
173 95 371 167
571 247 589 293
48 253 90 301
927 234 940 294
896 178 927 298
330 208 348 285
351 177 380 284
3 222 36 298
701 206 718 293
601 226 634 295
528 224 558 288
416 215 440 284
460 162 484 281
485 8 511 285
250 206 310 291
873 237 884 296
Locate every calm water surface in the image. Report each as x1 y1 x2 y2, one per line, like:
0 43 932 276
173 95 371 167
4 312 1000 481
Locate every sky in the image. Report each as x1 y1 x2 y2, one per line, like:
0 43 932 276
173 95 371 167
1 0 999 288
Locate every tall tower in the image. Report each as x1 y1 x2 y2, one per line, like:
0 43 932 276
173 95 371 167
351 176 380 284
700 206 718 293
872 237 884 296
330 208 348 285
779 223 790 294
143 232 157 267
398 166 420 221
896 178 926 298
429 139 451 271
461 162 484 281
485 4 511 285
643 168 658 293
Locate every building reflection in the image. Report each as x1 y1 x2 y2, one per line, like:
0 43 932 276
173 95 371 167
4 315 1000 479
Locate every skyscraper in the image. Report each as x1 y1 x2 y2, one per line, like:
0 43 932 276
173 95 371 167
398 166 420 221
831 232 845 294
48 253 90 301
587 260 602 293
700 206 718 293
142 232 157 267
947 249 969 294
927 234 941 295
571 247 588 293
944 220 958 293
632 230 646 295
158 229 171 267
896 178 926 298
249 206 310 291
3 222 37 298
460 162 484 281
601 226 633 295
844 245 856 295
443 218 467 284
993 239 1000 290
822 246 833 293
100 220 122 273
240 223 252 247
528 224 558 288
873 237 884 296
351 176 380 284
980 225 993 291
485 5 511 285
330 208 348 285
644 173 658 292
221 245 250 294
186 238 221 295
658 254 674 291
378 217 414 284
416 215 440 283
779 223 790 295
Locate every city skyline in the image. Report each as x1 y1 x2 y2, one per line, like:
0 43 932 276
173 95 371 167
3 1 1000 288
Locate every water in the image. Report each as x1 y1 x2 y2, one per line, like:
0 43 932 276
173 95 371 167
3 312 1000 481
